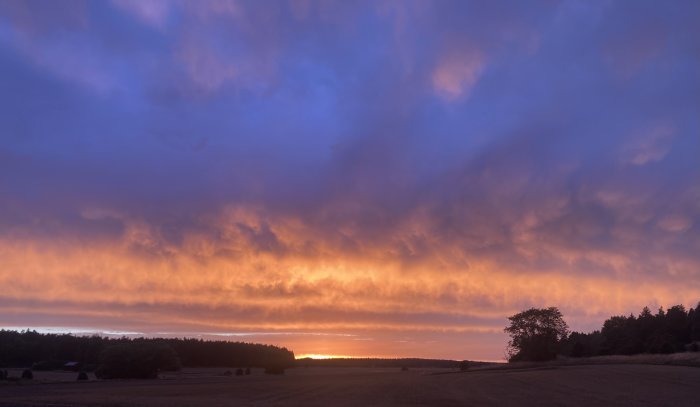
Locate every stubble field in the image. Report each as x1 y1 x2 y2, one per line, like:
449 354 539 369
1 364 699 407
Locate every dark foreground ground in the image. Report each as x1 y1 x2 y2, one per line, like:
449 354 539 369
1 364 699 407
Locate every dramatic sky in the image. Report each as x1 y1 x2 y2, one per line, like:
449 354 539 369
0 0 698 360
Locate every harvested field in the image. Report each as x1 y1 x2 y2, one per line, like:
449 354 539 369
1 364 699 406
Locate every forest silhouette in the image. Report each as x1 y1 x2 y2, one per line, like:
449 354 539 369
561 302 700 358
507 301 700 362
0 331 294 378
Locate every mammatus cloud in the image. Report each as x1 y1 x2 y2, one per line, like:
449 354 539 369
0 0 698 360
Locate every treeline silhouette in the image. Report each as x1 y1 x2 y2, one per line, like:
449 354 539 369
0 330 295 371
561 302 700 358
295 357 489 369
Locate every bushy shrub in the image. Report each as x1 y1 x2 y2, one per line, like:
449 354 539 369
95 342 181 379
459 361 470 371
223 370 233 376
21 369 33 380
245 367 251 375
77 371 89 381
235 368 244 376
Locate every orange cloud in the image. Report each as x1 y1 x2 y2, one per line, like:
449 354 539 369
1 203 698 360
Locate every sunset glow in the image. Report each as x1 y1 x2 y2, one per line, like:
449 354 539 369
296 354 357 360
0 0 698 361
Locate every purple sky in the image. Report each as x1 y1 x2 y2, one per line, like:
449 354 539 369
0 0 698 360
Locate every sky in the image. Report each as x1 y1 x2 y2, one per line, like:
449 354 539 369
0 0 698 361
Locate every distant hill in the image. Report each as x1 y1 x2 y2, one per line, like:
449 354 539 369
295 357 492 369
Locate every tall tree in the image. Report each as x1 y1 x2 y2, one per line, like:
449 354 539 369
504 307 569 362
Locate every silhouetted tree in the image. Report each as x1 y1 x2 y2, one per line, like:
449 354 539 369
505 307 569 362
690 302 700 341
637 306 655 343
601 315 643 355
561 330 603 357
559 301 699 358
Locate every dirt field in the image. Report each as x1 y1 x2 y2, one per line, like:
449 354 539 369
1 365 699 407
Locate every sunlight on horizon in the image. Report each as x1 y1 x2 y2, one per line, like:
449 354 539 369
296 354 360 360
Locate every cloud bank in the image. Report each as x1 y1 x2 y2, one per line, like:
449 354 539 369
0 0 698 359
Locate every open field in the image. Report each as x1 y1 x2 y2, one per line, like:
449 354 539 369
1 364 699 407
